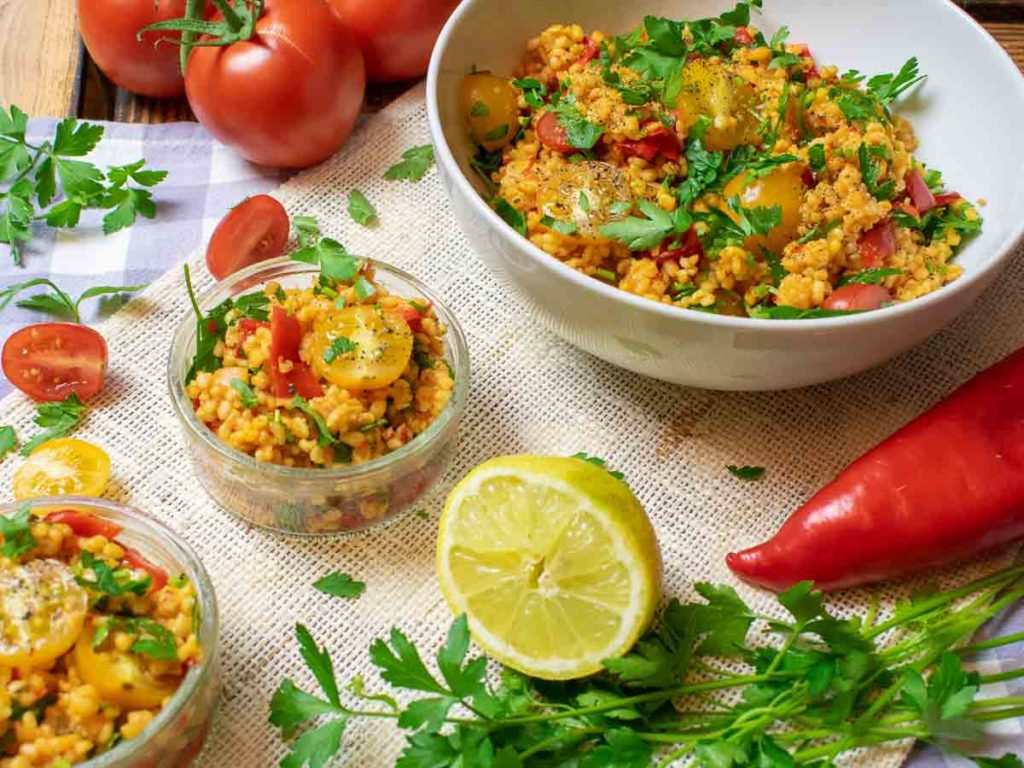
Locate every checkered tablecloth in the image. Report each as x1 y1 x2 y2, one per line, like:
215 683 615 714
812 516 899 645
0 118 1020 766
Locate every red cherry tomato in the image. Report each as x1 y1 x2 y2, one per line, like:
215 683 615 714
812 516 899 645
823 284 892 312
653 226 703 265
205 195 290 280
77 0 197 98
326 0 458 82
185 0 366 168
269 306 322 399
618 126 681 162
44 510 123 540
122 547 169 592
396 302 430 333
905 169 937 214
2 324 107 402
537 111 574 153
857 219 897 268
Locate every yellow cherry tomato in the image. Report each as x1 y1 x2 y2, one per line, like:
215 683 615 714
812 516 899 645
721 164 807 255
536 160 634 239
13 438 111 500
460 73 520 151
306 305 414 391
676 58 759 151
74 621 181 710
0 559 89 669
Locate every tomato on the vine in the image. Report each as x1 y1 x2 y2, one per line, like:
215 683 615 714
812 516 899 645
77 0 195 98
326 0 459 82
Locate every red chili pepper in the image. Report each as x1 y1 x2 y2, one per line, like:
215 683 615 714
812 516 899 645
579 36 600 64
857 219 896 268
269 305 322 399
934 192 963 207
45 510 123 540
905 169 937 213
122 546 169 592
653 226 703 265
619 126 681 162
727 347 1024 592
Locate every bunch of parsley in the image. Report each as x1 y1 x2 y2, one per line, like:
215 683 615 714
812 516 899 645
0 107 167 265
270 564 1024 767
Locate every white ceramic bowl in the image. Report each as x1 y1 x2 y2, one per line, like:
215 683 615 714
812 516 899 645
427 0 1024 390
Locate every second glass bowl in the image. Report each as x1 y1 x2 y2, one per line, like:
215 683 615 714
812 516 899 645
167 257 470 535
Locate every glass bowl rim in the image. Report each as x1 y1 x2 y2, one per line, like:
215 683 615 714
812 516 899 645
0 495 220 766
167 256 471 482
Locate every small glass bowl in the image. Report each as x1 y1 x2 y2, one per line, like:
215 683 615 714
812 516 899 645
0 496 220 768
167 257 470 535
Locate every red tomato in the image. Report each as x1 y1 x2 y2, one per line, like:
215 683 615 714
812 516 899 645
236 318 268 341
185 0 366 168
77 0 195 98
905 169 937 214
823 284 892 312
397 303 430 333
618 126 681 162
733 27 755 47
857 219 897 268
44 510 123 539
2 324 107 402
537 111 574 153
579 36 601 64
122 547 169 592
326 0 458 82
205 195 290 280
269 306 322 399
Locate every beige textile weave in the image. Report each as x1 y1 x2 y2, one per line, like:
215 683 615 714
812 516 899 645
1 84 1021 767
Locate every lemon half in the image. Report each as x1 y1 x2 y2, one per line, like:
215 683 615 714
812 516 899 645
437 455 662 680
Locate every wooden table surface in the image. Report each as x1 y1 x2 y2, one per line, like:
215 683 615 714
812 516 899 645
0 1 1022 122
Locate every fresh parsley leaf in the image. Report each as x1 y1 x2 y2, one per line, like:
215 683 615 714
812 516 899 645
0 503 35 559
353 276 376 301
0 425 17 460
901 652 981 740
808 144 826 172
470 100 489 117
548 100 604 150
383 145 435 182
836 268 902 287
570 452 625 481
290 396 342 453
868 57 926 105
727 465 765 481
20 393 86 456
539 215 578 236
749 305 861 320
512 78 547 109
492 197 527 236
230 377 259 408
313 572 365 599
183 265 233 383
53 119 104 156
75 551 152 597
370 628 448 695
323 336 356 364
599 199 691 251
858 143 896 201
347 190 377 226
437 614 487 700
1 278 145 323
972 756 1024 768
95 616 177 660
797 219 841 244
298 623 342 706
269 679 343 741
482 123 509 142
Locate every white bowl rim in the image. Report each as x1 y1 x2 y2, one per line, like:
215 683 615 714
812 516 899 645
426 0 1024 333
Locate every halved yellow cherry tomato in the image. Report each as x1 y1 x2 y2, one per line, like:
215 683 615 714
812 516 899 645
13 438 111 500
722 164 807 255
305 305 414 390
460 73 520 151
536 160 633 239
676 58 759 151
0 559 89 669
74 621 181 710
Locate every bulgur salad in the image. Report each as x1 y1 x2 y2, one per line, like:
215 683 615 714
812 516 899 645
184 217 454 469
462 0 983 318
0 506 200 766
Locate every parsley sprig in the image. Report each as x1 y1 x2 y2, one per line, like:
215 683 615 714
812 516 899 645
383 145 435 183
0 108 167 265
0 277 145 323
20 394 87 456
269 565 1024 768
831 58 925 123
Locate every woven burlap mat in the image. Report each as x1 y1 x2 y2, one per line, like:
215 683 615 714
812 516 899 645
1 84 1021 766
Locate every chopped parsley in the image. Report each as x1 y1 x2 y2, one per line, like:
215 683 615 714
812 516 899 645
600 199 692 251
234 291 270 322
832 57 925 123
571 452 625 481
75 551 152 597
93 616 178 661
290 218 360 283
469 100 489 117
0 426 17 461
347 190 377 226
313 572 366 599
481 123 509 142
21 394 87 456
797 219 841 244
836 268 902 287
749 305 861 320
382 145 435 182
0 503 35 559
230 378 259 409
539 215 578 236
323 337 356 364
512 78 547 109
492 197 527 236
548 96 604 150
697 199 782 256
858 143 896 201
726 465 765 481
808 143 826 172
290 397 351 461
359 419 390 432
353 276 376 301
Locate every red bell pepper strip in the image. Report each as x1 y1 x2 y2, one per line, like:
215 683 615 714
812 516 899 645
579 36 600 64
45 510 123 540
857 219 896 268
396 302 430 333
905 169 937 213
122 547 169 593
269 305 322 399
619 126 681 162
727 347 1024 592
653 226 703 265
934 192 963 207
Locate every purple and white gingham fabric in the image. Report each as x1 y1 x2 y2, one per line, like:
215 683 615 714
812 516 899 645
0 119 1021 766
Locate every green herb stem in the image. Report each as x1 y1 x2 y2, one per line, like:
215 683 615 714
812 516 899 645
959 631 1024 656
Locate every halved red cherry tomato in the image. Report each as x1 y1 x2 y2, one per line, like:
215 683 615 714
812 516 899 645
823 284 892 312
537 111 574 153
269 306 322 399
934 192 963 207
2 324 107 402
619 126 681 162
905 170 937 214
397 302 430 333
857 219 897 268
122 547 169 593
205 195 290 280
44 510 123 540
580 36 601 64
